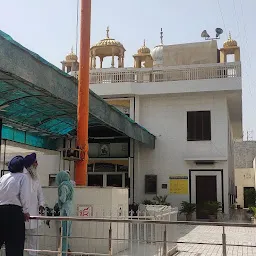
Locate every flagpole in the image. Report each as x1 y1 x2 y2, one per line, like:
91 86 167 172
75 0 91 185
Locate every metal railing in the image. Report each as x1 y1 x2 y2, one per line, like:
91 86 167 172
2 215 256 255
89 62 241 84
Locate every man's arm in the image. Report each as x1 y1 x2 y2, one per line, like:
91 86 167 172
20 175 30 221
37 182 45 214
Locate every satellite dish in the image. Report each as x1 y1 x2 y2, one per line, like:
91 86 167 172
215 28 223 37
201 30 210 38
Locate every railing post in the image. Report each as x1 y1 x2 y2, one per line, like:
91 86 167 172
162 225 167 256
109 223 112 256
222 226 227 256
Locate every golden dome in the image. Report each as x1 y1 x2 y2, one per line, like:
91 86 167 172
92 27 125 49
223 32 238 48
66 47 78 61
138 40 151 54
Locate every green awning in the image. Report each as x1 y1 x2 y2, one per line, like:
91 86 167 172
0 30 155 149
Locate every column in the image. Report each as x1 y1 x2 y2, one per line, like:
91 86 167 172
234 48 240 62
220 50 227 63
93 56 96 69
90 55 93 69
111 54 115 68
121 56 124 68
100 57 103 68
118 56 121 68
62 62 66 72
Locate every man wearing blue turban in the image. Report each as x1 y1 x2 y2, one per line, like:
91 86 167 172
23 153 45 256
0 156 30 256
56 171 74 256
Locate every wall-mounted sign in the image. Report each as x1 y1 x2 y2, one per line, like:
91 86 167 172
77 205 93 217
99 144 110 157
169 176 188 194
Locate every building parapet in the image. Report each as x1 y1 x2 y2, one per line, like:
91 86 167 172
89 62 241 84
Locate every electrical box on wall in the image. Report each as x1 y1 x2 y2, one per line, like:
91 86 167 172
63 148 82 161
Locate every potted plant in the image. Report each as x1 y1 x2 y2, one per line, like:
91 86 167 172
179 201 196 221
152 195 170 206
203 201 222 221
249 206 256 224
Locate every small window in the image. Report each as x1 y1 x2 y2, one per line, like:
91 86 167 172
187 111 211 141
145 175 157 194
49 174 57 186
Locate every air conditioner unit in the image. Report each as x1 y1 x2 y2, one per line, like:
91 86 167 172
62 148 82 161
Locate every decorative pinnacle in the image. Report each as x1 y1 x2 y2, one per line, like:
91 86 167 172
143 39 146 46
160 28 163 44
71 46 74 54
106 26 110 38
228 31 232 40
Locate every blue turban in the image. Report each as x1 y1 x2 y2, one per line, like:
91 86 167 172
8 156 24 173
24 153 37 168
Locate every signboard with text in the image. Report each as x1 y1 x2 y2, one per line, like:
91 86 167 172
169 176 188 194
77 205 93 217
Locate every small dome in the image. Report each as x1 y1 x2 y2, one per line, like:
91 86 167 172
223 32 237 48
151 28 164 66
93 38 124 48
138 40 151 54
66 47 78 61
92 27 125 49
151 44 164 66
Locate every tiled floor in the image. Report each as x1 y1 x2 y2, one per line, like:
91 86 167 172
177 225 256 255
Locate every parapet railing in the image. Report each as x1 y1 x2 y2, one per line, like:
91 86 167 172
1 216 255 256
89 62 241 84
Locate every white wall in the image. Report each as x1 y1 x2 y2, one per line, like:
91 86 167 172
90 77 241 98
41 187 129 254
0 151 61 187
235 168 256 208
134 94 230 213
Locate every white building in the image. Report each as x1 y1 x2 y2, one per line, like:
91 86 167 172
234 141 256 208
71 29 241 218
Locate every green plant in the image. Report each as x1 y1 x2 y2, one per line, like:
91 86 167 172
180 201 196 215
249 206 256 217
142 199 154 205
153 195 170 206
203 201 222 216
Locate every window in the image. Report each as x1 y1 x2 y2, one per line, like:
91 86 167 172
187 111 211 141
145 175 157 194
49 174 57 186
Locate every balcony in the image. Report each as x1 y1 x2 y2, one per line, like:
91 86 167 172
89 62 241 85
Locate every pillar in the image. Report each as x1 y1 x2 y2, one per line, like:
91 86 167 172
111 54 115 68
90 55 93 69
235 48 240 62
93 56 96 69
220 50 227 63
118 56 121 68
122 56 124 68
62 63 66 72
100 57 103 68
75 0 91 186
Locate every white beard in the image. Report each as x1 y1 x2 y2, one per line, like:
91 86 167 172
27 166 38 180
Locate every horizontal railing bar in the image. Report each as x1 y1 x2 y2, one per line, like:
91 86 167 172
24 248 108 255
90 62 241 73
31 216 256 227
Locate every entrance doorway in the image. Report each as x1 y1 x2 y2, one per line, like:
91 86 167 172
196 175 217 219
244 187 255 208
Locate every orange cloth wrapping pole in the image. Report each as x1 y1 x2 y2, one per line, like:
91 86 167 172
75 0 91 185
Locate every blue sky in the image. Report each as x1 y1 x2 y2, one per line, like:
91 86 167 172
0 0 255 138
